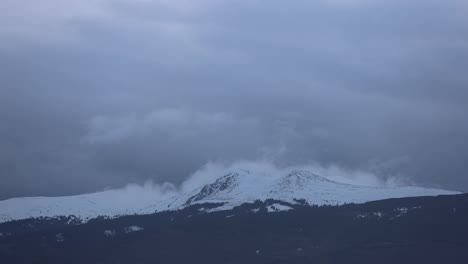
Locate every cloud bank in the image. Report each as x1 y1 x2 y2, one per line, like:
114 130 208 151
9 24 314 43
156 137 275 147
0 0 467 199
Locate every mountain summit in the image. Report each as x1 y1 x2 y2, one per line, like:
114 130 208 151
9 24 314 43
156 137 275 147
0 170 459 223
175 169 458 211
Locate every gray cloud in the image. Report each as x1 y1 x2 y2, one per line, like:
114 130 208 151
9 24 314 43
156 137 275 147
0 0 467 199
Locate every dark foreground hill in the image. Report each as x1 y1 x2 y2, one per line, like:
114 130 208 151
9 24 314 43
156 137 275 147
1 193 467 264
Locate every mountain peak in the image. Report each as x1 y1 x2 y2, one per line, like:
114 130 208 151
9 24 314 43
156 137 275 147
185 172 241 205
285 170 338 184
0 169 461 223
180 169 460 210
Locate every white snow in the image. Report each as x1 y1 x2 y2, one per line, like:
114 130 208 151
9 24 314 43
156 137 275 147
178 170 459 213
396 207 409 214
355 212 384 219
356 214 367 219
0 169 461 223
124 226 144 233
267 204 293 213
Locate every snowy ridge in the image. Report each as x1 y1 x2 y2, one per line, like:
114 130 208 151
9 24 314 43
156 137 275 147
178 170 459 209
0 170 461 223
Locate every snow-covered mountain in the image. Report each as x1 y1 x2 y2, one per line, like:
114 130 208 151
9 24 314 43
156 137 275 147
0 170 460 223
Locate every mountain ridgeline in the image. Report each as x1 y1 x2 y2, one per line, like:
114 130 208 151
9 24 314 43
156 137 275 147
0 170 459 223
0 170 466 263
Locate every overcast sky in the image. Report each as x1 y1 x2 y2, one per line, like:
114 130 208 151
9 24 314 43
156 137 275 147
1 0 467 199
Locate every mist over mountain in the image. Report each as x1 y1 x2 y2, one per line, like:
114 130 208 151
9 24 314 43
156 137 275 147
0 165 458 223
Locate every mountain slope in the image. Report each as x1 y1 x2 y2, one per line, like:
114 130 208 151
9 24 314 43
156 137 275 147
179 170 459 209
0 170 460 223
2 194 468 264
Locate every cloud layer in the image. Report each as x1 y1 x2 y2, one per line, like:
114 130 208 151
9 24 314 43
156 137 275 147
1 0 467 199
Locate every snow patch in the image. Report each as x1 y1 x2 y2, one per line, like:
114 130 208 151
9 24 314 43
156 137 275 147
390 206 422 219
355 211 384 219
267 204 293 213
373 212 383 218
124 226 144 234
396 207 409 215
356 214 367 219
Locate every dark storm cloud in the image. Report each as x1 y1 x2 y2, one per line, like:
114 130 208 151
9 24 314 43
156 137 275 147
1 0 467 199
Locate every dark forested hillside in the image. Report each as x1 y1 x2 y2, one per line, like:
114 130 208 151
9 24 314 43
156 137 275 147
1 194 467 264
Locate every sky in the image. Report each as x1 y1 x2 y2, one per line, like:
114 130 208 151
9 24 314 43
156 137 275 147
0 0 467 199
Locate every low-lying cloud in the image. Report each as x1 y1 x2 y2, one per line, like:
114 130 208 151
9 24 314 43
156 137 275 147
102 159 412 204
119 159 412 199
